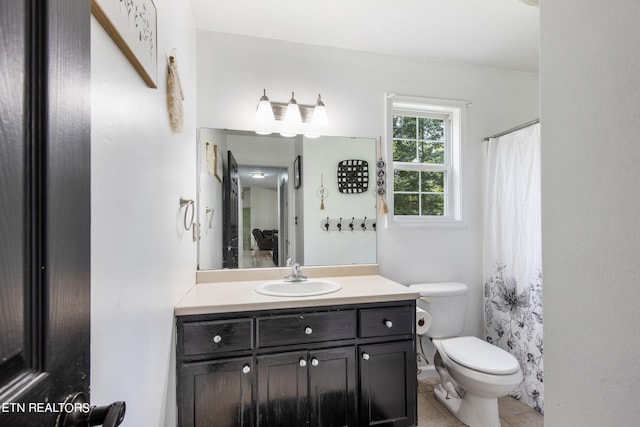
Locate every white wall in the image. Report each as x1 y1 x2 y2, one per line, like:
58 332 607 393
250 186 278 230
90 1 197 425
196 31 539 338
541 1 640 424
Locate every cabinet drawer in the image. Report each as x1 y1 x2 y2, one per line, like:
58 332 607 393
257 310 356 347
182 318 253 356
359 306 413 338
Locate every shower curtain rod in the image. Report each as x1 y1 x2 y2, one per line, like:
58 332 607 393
483 118 540 142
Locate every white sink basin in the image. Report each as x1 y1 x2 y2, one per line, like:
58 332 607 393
255 279 342 297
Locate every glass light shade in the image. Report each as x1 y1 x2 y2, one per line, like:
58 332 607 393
284 93 303 126
256 99 275 124
255 89 275 135
311 104 329 127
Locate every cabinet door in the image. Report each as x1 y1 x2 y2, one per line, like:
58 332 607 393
257 351 309 427
308 347 357 427
359 341 416 427
180 357 253 427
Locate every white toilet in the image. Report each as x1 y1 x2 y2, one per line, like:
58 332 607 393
410 282 523 427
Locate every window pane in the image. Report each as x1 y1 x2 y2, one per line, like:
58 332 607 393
394 170 419 191
419 141 444 164
421 171 444 192
393 139 417 162
421 194 445 216
418 117 444 141
394 194 419 215
393 115 417 139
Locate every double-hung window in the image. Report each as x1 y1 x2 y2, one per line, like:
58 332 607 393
385 95 464 226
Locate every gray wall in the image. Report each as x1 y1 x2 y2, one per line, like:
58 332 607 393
541 0 640 424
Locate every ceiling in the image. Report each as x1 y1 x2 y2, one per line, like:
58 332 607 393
189 0 539 73
238 166 284 190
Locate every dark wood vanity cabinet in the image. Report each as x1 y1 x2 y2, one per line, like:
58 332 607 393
256 347 357 427
176 301 416 427
359 341 416 427
181 357 254 427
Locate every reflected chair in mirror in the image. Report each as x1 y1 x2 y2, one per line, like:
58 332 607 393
252 228 274 250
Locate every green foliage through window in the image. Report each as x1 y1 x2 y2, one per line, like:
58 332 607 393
393 116 445 164
392 114 447 216
393 169 445 216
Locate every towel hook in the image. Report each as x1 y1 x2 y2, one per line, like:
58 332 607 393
205 207 214 229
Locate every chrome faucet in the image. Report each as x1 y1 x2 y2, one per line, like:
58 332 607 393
284 263 307 282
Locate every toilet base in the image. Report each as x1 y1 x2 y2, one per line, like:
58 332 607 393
434 383 501 427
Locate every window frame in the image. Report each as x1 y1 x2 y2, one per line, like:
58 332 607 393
384 94 465 228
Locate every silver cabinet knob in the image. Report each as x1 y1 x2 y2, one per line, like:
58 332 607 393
242 365 251 374
362 353 370 360
299 359 307 367
384 320 393 328
311 358 319 367
213 335 222 343
304 326 313 335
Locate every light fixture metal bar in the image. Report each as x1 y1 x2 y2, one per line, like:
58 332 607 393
270 101 315 123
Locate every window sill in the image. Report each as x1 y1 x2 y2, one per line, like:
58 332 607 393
384 216 467 229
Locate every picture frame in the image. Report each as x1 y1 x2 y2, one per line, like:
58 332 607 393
205 142 222 183
294 155 302 189
92 0 158 88
213 144 222 183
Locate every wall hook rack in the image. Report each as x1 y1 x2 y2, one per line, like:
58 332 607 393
318 217 376 232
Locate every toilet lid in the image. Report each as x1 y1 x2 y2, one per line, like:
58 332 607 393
439 336 520 375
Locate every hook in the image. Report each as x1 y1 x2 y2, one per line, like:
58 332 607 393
349 217 354 231
337 217 342 231
324 217 330 231
206 207 214 229
361 217 367 231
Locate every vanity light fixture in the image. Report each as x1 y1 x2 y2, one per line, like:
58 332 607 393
255 89 329 137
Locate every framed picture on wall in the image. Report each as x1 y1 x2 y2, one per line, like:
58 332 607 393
294 155 302 189
205 142 223 183
213 144 222 183
92 0 158 88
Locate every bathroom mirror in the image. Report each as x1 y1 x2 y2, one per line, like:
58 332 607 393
197 128 377 270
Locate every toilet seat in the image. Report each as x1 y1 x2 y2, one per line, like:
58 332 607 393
439 336 520 375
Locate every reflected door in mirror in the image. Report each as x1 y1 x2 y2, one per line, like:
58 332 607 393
223 151 239 268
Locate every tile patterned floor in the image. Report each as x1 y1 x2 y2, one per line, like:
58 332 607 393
417 378 544 426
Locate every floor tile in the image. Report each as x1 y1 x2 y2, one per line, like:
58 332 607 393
417 378 543 427
501 412 544 427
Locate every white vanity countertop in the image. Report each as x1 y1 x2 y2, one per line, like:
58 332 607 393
175 274 419 316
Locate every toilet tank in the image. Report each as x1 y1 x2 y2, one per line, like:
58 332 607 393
409 282 468 338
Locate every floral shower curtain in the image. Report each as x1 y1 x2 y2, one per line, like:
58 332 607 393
483 123 544 414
